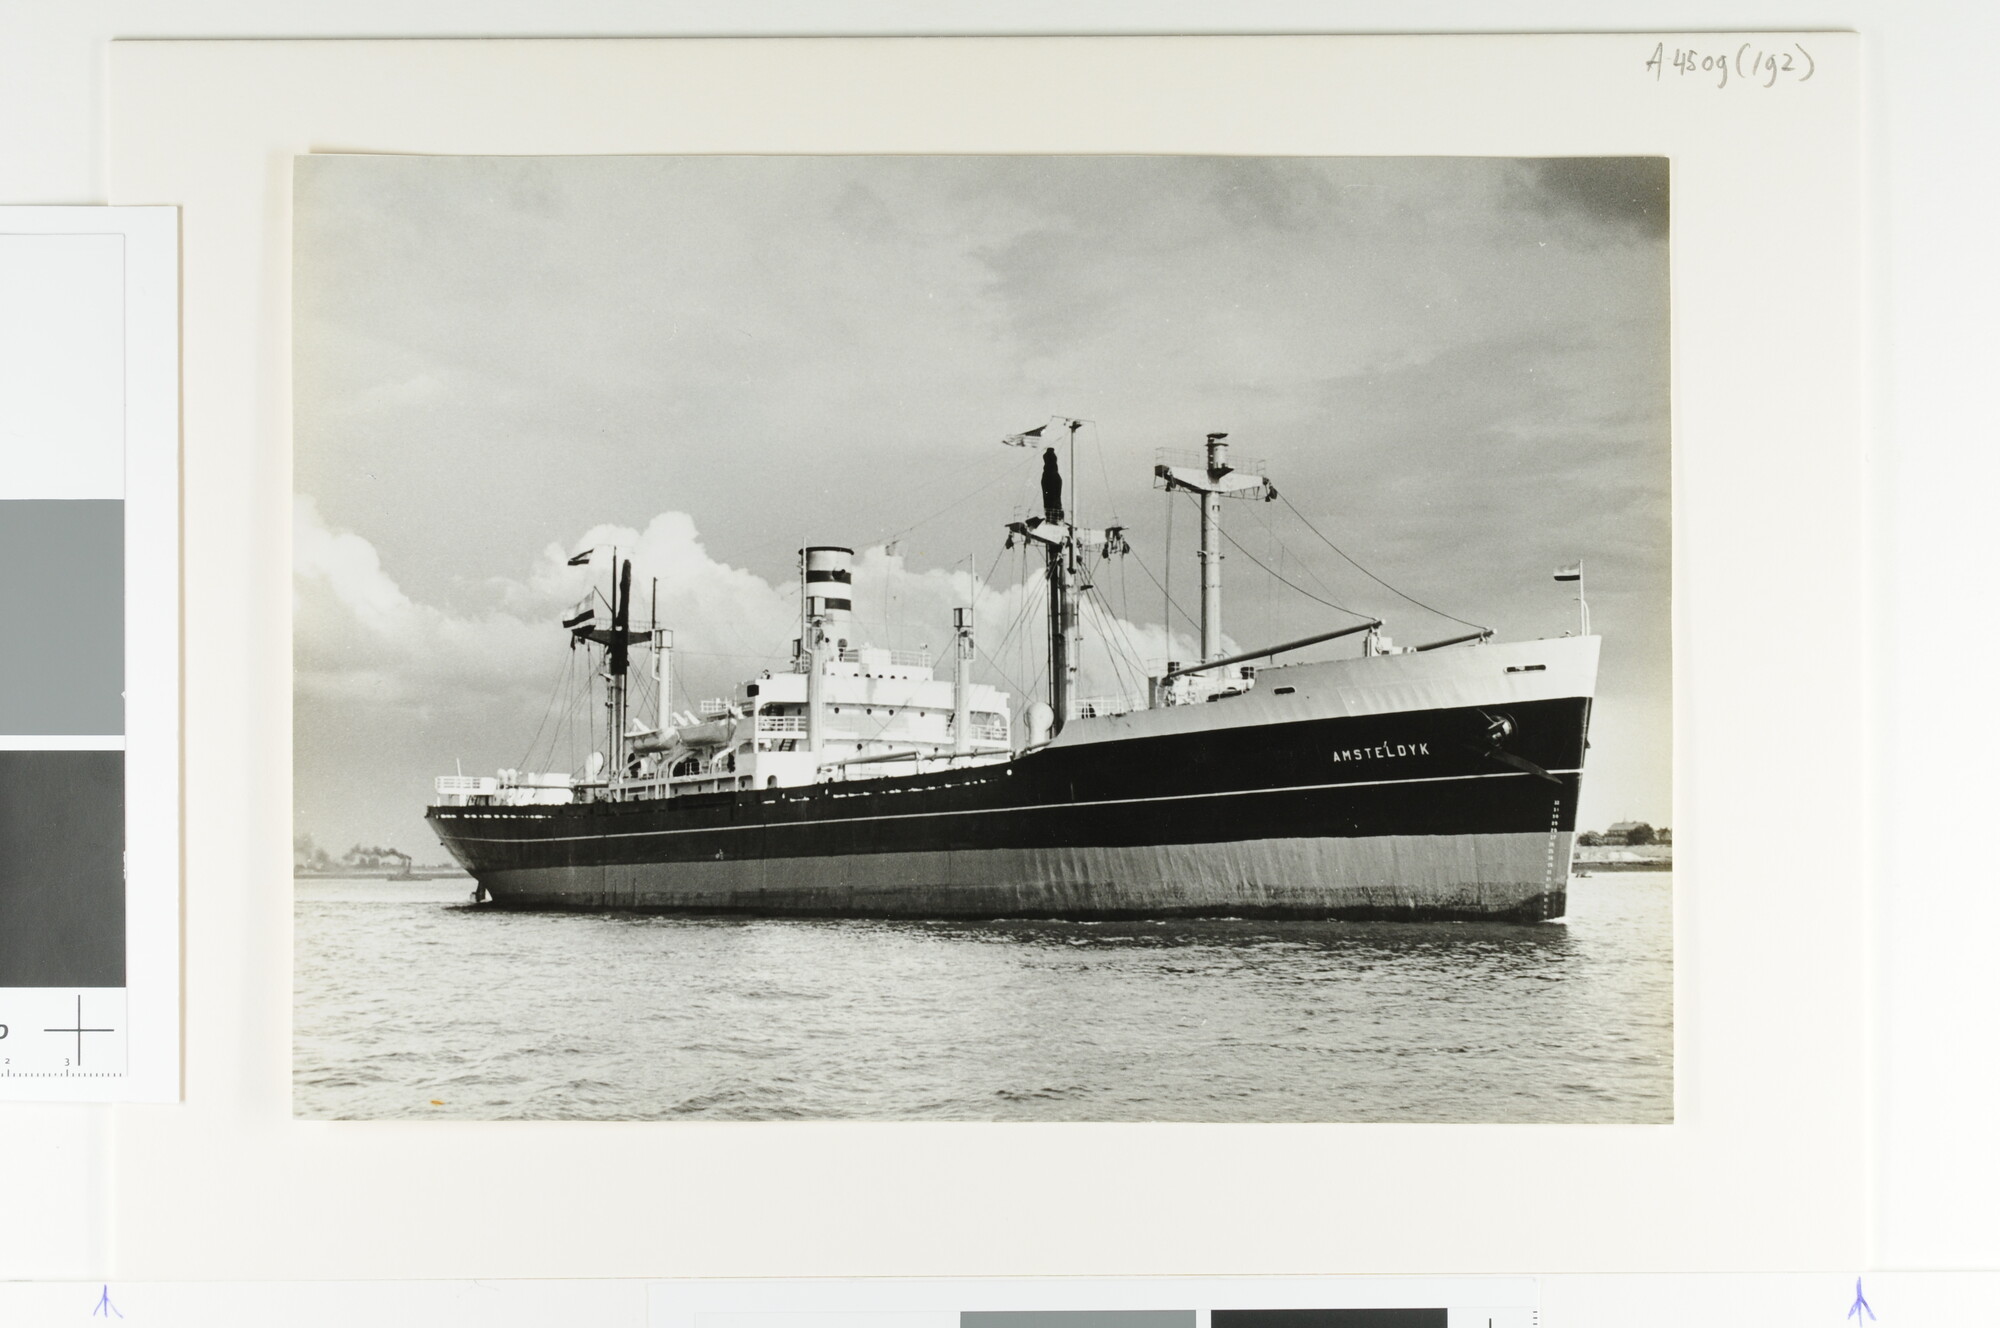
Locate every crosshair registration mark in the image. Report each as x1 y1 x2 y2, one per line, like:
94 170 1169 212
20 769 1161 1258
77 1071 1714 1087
44 994 116 1068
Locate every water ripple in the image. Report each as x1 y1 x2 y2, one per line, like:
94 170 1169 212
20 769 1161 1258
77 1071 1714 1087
293 874 1673 1122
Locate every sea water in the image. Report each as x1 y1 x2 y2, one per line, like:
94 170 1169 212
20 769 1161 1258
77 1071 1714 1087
293 872 1672 1122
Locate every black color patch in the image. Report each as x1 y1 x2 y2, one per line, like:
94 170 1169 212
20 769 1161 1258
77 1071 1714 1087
1214 1313 1448 1328
0 749 125 985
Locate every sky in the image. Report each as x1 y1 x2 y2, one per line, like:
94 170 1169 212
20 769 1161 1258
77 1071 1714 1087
293 154 1670 859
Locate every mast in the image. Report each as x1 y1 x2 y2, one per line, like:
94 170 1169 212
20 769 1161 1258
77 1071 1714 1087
652 577 671 745
607 557 633 789
953 605 974 755
1199 435 1225 662
805 600 826 762
1156 432 1276 665
1038 444 1076 733
599 546 617 784
1005 437 1124 738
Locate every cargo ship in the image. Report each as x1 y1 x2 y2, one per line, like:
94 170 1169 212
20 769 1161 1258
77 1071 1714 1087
427 427 1598 921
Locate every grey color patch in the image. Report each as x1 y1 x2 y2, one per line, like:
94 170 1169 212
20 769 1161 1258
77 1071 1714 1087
0 749 125 986
0 499 123 734
964 1317 1197 1328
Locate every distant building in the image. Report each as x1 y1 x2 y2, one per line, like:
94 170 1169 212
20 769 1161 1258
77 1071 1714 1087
1604 821 1656 846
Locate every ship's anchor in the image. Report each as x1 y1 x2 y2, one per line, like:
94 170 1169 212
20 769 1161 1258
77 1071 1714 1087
1472 709 1561 784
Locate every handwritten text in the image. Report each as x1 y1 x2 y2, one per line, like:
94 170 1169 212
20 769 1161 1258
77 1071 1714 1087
1646 40 1815 89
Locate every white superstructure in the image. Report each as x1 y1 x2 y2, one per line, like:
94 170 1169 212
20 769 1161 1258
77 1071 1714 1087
433 543 1012 808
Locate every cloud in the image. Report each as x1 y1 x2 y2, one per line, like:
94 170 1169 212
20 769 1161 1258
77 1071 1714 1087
292 155 1672 844
295 495 1213 761
294 493 413 634
1520 158 1670 239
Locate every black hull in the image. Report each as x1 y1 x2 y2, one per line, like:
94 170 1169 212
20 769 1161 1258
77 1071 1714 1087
430 694 1591 922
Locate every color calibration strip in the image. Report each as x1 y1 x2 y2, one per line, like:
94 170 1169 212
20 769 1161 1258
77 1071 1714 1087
651 1278 1537 1328
0 208 178 1100
969 1314 1452 1327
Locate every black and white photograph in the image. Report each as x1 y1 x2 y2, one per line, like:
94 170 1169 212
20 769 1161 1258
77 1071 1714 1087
292 153 1671 1122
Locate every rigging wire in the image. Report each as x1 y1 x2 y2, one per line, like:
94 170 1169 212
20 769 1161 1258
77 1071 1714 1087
862 447 1033 554
980 640 1031 703
718 444 1027 570
1010 542 1039 709
1076 594 1127 702
1085 419 1125 528
988 557 1045 668
1216 515 1374 621
1081 583 1145 703
1085 549 1151 679
1267 515 1277 644
517 643 572 771
1178 491 1373 622
962 543 1030 700
556 652 590 774
551 648 586 776
967 542 1014 689
1278 490 1488 633
971 543 1008 623
1247 496 1349 607
1117 541 1132 626
1127 542 1200 638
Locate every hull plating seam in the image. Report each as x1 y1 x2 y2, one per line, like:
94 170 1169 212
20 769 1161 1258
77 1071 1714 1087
438 765 1583 845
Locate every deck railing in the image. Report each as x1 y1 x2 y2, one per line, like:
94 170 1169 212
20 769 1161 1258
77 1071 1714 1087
1073 693 1148 719
837 648 933 668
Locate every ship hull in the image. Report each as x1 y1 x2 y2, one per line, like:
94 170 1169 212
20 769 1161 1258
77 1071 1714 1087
466 832 1569 922
429 639 1597 923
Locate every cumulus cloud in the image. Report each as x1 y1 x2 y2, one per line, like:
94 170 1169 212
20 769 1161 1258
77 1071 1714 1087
295 495 1213 760
294 494 549 708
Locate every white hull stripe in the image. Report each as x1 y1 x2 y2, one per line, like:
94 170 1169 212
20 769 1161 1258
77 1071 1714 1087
439 766 1583 846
